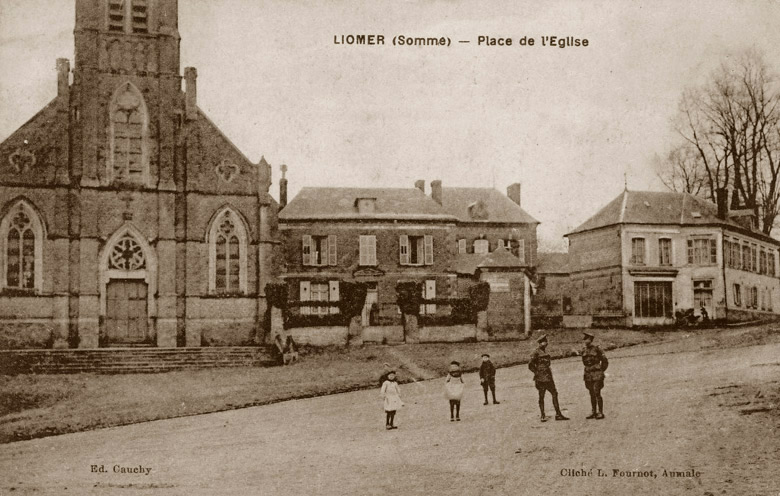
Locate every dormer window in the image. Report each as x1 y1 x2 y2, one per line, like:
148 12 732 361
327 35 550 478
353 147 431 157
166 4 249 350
356 198 377 214
108 0 148 34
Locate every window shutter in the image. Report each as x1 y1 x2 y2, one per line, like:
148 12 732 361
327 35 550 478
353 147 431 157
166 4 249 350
329 280 340 314
517 239 525 264
424 235 434 265
328 235 337 266
302 235 312 266
457 239 466 254
300 281 311 315
369 235 377 265
399 235 409 265
426 279 436 314
687 239 693 264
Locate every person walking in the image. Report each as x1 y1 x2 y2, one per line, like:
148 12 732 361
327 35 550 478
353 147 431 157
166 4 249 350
581 332 609 419
445 361 465 421
479 353 500 405
380 370 403 429
528 334 569 422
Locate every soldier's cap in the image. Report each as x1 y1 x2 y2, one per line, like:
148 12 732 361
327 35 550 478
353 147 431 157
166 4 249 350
536 334 548 344
450 360 460 366
583 332 595 340
481 353 490 358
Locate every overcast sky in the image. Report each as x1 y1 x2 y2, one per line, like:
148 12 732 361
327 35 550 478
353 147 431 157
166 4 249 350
2 0 780 249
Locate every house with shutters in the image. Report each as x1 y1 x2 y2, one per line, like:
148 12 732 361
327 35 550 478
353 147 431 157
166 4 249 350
277 180 538 342
0 0 279 349
565 189 780 327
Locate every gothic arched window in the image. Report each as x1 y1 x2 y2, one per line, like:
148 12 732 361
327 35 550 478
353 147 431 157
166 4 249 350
208 208 248 295
1 201 44 291
109 82 148 185
108 0 149 34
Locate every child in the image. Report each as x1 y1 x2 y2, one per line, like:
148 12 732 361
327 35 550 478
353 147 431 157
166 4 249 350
380 370 403 429
479 353 500 405
445 361 465 421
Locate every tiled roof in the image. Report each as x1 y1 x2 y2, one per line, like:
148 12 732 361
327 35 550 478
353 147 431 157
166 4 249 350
279 187 457 221
567 190 777 245
450 247 526 275
440 187 539 224
536 252 569 274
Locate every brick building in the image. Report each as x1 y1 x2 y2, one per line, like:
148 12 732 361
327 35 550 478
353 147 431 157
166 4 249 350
565 190 780 326
0 0 278 349
278 180 538 340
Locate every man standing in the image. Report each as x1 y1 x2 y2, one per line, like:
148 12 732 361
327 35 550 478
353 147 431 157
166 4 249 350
479 353 500 405
528 335 569 422
581 332 609 419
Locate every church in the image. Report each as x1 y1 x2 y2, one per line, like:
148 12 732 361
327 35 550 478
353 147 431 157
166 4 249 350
0 0 279 349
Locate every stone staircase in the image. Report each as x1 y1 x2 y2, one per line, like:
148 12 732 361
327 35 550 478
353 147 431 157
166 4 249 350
0 347 277 374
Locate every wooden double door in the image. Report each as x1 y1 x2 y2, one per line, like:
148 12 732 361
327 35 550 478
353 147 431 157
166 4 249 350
105 279 150 345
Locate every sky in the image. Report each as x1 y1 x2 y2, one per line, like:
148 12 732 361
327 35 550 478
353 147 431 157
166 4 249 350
2 0 780 250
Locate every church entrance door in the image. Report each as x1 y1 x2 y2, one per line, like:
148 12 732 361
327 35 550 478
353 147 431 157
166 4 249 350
105 279 150 345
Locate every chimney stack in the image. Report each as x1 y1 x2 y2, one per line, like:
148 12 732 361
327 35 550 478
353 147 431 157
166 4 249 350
414 179 425 193
507 183 522 207
716 187 728 219
184 67 197 120
56 58 70 99
431 180 442 205
279 164 288 208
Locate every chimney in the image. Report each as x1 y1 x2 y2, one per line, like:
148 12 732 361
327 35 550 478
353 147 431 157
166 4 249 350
184 67 197 120
56 58 70 99
279 164 288 208
716 187 728 219
414 179 425 193
507 183 522 207
431 180 442 205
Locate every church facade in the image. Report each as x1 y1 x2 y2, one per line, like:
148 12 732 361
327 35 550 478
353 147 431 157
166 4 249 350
0 0 278 349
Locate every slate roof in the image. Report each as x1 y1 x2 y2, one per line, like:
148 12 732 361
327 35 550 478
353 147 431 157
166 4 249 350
536 252 570 274
567 190 778 245
278 187 457 221
440 187 539 224
450 247 527 275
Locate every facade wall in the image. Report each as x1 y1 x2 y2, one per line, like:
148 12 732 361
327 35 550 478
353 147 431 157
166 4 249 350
455 224 537 265
0 0 278 349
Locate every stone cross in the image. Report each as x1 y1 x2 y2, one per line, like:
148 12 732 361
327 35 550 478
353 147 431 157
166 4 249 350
281 163 288 180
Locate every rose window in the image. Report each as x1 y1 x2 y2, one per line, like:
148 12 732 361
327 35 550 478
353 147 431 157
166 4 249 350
109 235 146 270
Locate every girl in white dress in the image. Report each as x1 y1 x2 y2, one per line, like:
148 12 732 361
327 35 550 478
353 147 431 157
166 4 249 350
380 371 403 429
445 361 465 421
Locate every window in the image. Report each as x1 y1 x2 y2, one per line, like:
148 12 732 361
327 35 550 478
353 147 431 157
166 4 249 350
751 245 758 273
108 0 148 34
729 240 742 270
473 239 489 255
110 83 148 185
693 280 713 315
420 280 436 315
208 208 248 294
742 244 752 272
658 238 672 266
1 201 44 291
687 238 716 265
400 235 433 265
634 281 672 318
630 238 645 265
733 284 742 307
299 280 340 315
751 286 759 309
515 239 525 264
359 235 376 266
457 239 467 254
760 249 767 275
302 235 337 266
769 250 776 277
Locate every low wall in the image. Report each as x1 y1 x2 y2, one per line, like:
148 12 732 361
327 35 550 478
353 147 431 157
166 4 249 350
287 326 349 347
360 325 404 344
418 324 477 343
563 315 593 328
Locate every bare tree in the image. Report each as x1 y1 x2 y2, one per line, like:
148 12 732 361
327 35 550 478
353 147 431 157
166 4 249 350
662 49 780 235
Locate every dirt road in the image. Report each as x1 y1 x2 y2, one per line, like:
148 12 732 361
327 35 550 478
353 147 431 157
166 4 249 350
1 339 778 495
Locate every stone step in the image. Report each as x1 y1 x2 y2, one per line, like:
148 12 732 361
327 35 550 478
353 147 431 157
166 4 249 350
0 347 277 374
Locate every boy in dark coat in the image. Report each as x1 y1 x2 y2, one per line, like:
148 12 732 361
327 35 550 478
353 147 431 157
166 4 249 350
479 354 500 405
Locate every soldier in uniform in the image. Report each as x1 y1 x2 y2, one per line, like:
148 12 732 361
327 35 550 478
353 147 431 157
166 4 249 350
581 332 609 419
528 334 569 422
